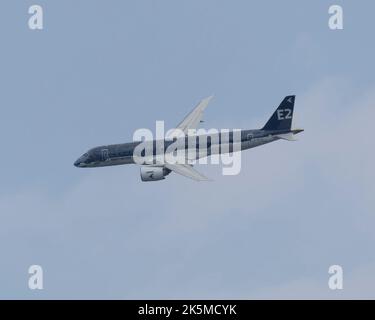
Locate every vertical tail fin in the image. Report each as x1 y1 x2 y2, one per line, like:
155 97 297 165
262 95 295 131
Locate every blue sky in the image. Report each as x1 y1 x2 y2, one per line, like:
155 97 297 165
0 0 374 298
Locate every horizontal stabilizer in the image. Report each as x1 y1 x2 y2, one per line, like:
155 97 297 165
275 133 297 141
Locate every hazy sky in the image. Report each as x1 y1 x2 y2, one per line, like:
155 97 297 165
1 0 374 299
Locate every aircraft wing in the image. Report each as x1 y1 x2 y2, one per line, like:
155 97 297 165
166 96 213 139
164 163 212 181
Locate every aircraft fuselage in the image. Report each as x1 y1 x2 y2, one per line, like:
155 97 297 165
74 128 302 168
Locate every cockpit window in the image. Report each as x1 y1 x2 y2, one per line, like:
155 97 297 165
80 153 90 163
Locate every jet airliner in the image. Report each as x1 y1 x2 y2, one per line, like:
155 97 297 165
74 96 303 181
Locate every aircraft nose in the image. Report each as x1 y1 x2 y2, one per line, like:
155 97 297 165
74 152 90 167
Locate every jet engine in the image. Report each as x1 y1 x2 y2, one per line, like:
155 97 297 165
140 166 171 182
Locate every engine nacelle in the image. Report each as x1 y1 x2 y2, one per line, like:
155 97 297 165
140 166 170 182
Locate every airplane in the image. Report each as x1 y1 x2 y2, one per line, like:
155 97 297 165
74 95 303 181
